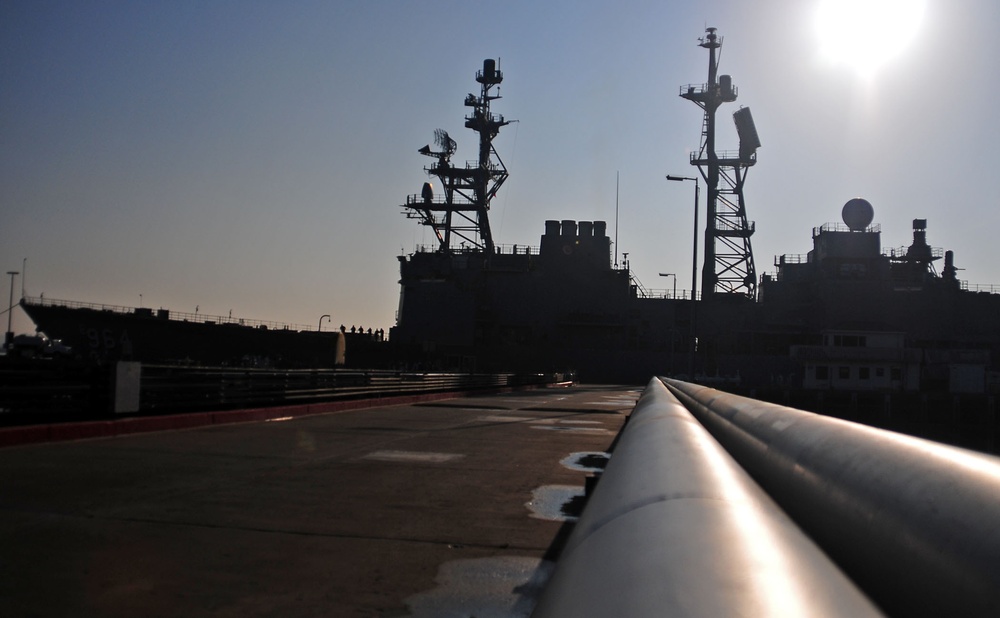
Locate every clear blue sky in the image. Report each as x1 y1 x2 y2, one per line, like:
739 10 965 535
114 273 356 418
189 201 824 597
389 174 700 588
3 0 998 336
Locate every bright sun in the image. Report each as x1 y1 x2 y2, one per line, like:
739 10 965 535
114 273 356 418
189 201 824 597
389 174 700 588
815 0 926 77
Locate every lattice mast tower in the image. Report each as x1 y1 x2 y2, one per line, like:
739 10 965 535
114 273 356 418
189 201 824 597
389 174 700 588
680 28 761 299
404 59 512 256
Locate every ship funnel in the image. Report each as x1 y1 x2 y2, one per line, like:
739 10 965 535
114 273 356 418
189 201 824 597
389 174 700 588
944 250 956 280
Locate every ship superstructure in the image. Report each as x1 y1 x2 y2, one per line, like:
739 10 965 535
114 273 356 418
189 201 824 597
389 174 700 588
393 46 1000 390
758 199 999 392
393 59 655 377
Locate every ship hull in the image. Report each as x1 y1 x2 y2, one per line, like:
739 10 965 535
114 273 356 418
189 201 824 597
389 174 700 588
21 300 344 368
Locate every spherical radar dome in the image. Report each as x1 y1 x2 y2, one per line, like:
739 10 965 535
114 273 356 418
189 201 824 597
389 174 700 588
842 198 874 231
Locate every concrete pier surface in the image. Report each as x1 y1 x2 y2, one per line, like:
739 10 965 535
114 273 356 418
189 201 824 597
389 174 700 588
0 384 635 617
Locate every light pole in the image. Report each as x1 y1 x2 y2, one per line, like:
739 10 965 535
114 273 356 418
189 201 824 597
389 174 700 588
666 175 700 300
658 273 676 299
667 175 700 376
658 273 678 372
318 314 331 332
5 270 19 352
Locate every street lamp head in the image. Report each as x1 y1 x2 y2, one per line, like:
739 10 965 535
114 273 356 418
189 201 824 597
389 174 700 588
666 175 695 182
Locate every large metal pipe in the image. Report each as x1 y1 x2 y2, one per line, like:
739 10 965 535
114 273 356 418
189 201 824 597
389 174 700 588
663 378 1000 617
533 378 882 617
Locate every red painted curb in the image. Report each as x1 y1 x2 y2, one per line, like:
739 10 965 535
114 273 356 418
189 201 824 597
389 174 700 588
0 425 50 448
49 421 115 443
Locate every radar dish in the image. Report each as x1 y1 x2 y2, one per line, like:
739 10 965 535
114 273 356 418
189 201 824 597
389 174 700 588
842 198 874 231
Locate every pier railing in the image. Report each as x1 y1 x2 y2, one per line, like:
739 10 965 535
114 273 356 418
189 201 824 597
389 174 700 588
137 366 546 412
0 361 555 423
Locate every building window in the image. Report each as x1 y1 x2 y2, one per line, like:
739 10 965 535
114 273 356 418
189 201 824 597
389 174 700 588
832 335 866 348
891 367 902 381
839 366 850 379
876 367 885 378
815 365 829 380
859 367 870 380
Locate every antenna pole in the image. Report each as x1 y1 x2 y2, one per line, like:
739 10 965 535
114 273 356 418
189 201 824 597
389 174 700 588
402 59 513 256
615 171 620 268
679 27 759 299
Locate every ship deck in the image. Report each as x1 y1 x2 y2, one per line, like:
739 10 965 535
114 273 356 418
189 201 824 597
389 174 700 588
0 384 634 617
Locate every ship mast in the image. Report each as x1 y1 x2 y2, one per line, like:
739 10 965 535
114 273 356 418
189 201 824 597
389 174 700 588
404 59 512 256
680 28 760 299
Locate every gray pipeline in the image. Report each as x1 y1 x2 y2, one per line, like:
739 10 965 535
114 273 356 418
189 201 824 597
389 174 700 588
664 378 1000 617
533 377 882 617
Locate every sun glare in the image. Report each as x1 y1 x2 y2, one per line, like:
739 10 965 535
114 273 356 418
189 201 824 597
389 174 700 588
815 0 926 77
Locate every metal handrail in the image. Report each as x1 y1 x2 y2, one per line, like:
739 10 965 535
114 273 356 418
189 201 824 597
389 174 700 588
642 288 696 301
885 246 945 260
812 222 881 236
678 82 739 98
689 149 754 163
962 282 1000 294
776 253 809 265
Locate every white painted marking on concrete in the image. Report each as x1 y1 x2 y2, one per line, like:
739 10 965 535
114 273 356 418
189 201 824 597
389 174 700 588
596 399 637 406
529 426 613 435
362 450 465 463
478 415 536 423
532 419 602 425
405 556 554 618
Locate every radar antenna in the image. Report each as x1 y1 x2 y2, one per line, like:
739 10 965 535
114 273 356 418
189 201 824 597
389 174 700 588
680 28 759 299
433 129 457 157
403 59 512 255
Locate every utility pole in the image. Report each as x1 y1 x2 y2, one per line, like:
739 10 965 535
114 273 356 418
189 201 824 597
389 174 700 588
5 270 19 351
